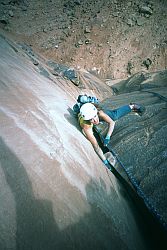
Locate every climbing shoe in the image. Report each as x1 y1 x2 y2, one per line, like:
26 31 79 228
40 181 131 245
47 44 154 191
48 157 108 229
130 103 146 116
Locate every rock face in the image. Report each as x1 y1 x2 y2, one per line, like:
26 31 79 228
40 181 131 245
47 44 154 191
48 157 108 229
0 33 167 250
101 70 167 228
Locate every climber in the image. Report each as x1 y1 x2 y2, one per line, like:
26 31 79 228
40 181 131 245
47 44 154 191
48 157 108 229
78 102 145 168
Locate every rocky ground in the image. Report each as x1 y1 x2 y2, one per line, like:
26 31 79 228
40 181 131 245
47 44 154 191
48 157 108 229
0 0 167 80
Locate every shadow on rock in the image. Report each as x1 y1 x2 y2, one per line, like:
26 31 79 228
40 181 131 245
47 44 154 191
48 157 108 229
1 137 166 250
0 137 63 250
0 136 126 250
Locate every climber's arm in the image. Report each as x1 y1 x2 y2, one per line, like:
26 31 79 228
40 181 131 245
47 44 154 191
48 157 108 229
82 125 106 161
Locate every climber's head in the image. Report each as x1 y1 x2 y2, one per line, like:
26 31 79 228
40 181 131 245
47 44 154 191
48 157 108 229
80 103 99 124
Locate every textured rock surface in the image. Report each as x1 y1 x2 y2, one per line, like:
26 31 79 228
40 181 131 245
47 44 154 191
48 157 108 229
0 33 167 250
101 71 167 227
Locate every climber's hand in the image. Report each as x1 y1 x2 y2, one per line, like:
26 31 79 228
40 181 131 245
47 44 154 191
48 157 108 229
103 135 110 146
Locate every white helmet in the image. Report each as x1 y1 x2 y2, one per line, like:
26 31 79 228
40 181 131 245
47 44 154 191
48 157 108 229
80 103 97 120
